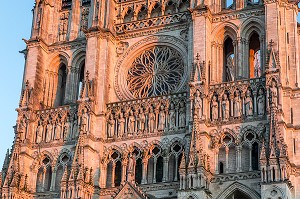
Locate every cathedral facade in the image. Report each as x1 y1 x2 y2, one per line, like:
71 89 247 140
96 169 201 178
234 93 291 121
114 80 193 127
1 0 300 198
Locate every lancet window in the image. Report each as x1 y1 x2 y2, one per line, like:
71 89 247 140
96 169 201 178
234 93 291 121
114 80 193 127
147 145 163 183
77 62 85 99
106 150 122 188
36 156 52 192
54 64 67 107
249 32 261 78
164 1 177 15
123 8 134 23
224 37 235 82
168 143 183 182
55 153 71 192
62 0 72 10
137 6 147 20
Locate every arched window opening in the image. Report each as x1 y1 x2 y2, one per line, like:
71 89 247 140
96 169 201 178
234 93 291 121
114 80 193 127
36 167 44 192
219 162 224 174
218 147 226 173
156 156 164 182
55 165 64 192
228 146 236 173
249 32 261 78
242 145 250 172
135 158 142 184
178 0 190 12
137 6 147 20
114 161 122 186
272 167 276 181
62 0 72 10
124 8 134 23
150 3 162 18
222 0 234 9
165 1 176 15
147 157 154 183
36 156 52 192
227 190 252 199
106 162 113 188
169 154 176 181
252 142 259 170
55 64 67 107
224 37 235 82
77 63 85 99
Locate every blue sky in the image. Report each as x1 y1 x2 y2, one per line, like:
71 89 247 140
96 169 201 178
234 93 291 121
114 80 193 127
0 2 299 167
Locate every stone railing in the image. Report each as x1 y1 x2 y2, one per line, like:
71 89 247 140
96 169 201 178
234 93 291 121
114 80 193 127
106 93 187 140
33 105 79 144
115 12 189 34
205 77 266 125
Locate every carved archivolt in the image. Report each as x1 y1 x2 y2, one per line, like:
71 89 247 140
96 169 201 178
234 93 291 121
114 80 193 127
115 35 188 100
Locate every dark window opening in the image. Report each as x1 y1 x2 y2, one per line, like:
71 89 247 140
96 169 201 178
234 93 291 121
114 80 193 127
252 142 259 170
62 0 72 10
224 37 235 82
219 162 224 174
135 158 142 184
249 32 261 78
156 156 163 182
114 161 122 186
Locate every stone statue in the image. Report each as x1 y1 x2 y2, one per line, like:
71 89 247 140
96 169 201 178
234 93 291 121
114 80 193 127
63 118 71 141
36 121 43 144
81 109 88 132
257 88 265 115
128 153 134 172
233 92 242 118
158 105 166 130
107 114 115 138
179 101 186 127
148 108 156 132
270 81 278 107
117 112 125 137
138 109 146 131
54 119 62 140
73 116 78 138
18 118 27 141
45 121 53 143
222 94 230 121
226 55 235 81
194 90 203 120
245 90 253 117
211 96 219 121
169 103 176 129
127 111 135 135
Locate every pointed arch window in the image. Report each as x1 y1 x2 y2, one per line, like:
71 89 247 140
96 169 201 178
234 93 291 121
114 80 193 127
224 37 235 82
249 32 261 78
77 62 85 99
54 64 67 107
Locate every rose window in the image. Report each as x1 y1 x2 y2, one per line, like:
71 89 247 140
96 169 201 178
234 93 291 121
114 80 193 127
126 46 184 98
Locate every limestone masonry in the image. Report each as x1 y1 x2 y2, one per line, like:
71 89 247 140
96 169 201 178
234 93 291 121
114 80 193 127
1 0 300 198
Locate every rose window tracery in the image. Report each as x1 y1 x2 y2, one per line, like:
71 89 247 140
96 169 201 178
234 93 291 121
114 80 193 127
126 46 184 98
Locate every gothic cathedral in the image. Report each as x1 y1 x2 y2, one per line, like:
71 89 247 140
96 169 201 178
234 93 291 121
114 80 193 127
1 0 300 198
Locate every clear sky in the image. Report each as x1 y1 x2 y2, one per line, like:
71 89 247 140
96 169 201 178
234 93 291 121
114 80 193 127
0 2 299 168
0 2 34 165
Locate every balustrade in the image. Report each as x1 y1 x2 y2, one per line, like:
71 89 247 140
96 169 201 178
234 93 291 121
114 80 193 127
106 93 187 139
207 77 266 124
115 12 189 34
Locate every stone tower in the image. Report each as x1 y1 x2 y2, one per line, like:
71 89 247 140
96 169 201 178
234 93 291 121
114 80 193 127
1 0 300 198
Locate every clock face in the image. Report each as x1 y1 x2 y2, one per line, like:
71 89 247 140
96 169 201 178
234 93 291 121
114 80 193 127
126 46 184 98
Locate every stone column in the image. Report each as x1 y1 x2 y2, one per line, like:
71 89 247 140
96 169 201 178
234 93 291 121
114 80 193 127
153 158 157 183
111 163 116 187
249 145 253 171
215 149 219 174
225 147 229 173
122 159 127 184
141 159 148 184
174 156 179 181
162 157 168 182
253 91 257 116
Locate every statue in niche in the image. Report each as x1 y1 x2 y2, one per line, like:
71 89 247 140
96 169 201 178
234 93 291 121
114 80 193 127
128 153 135 172
138 108 146 131
45 121 53 143
194 90 203 120
107 114 115 138
158 105 166 130
55 118 62 140
257 88 265 115
128 110 135 135
18 117 27 141
36 121 43 144
169 102 176 129
245 90 253 117
81 109 89 132
211 96 219 121
179 101 186 127
148 107 156 133
117 112 125 137
270 81 278 107
233 92 242 118
226 55 235 81
73 116 78 138
63 117 71 141
222 94 230 121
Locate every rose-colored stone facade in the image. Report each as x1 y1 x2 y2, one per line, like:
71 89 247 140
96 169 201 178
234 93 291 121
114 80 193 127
1 0 300 198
